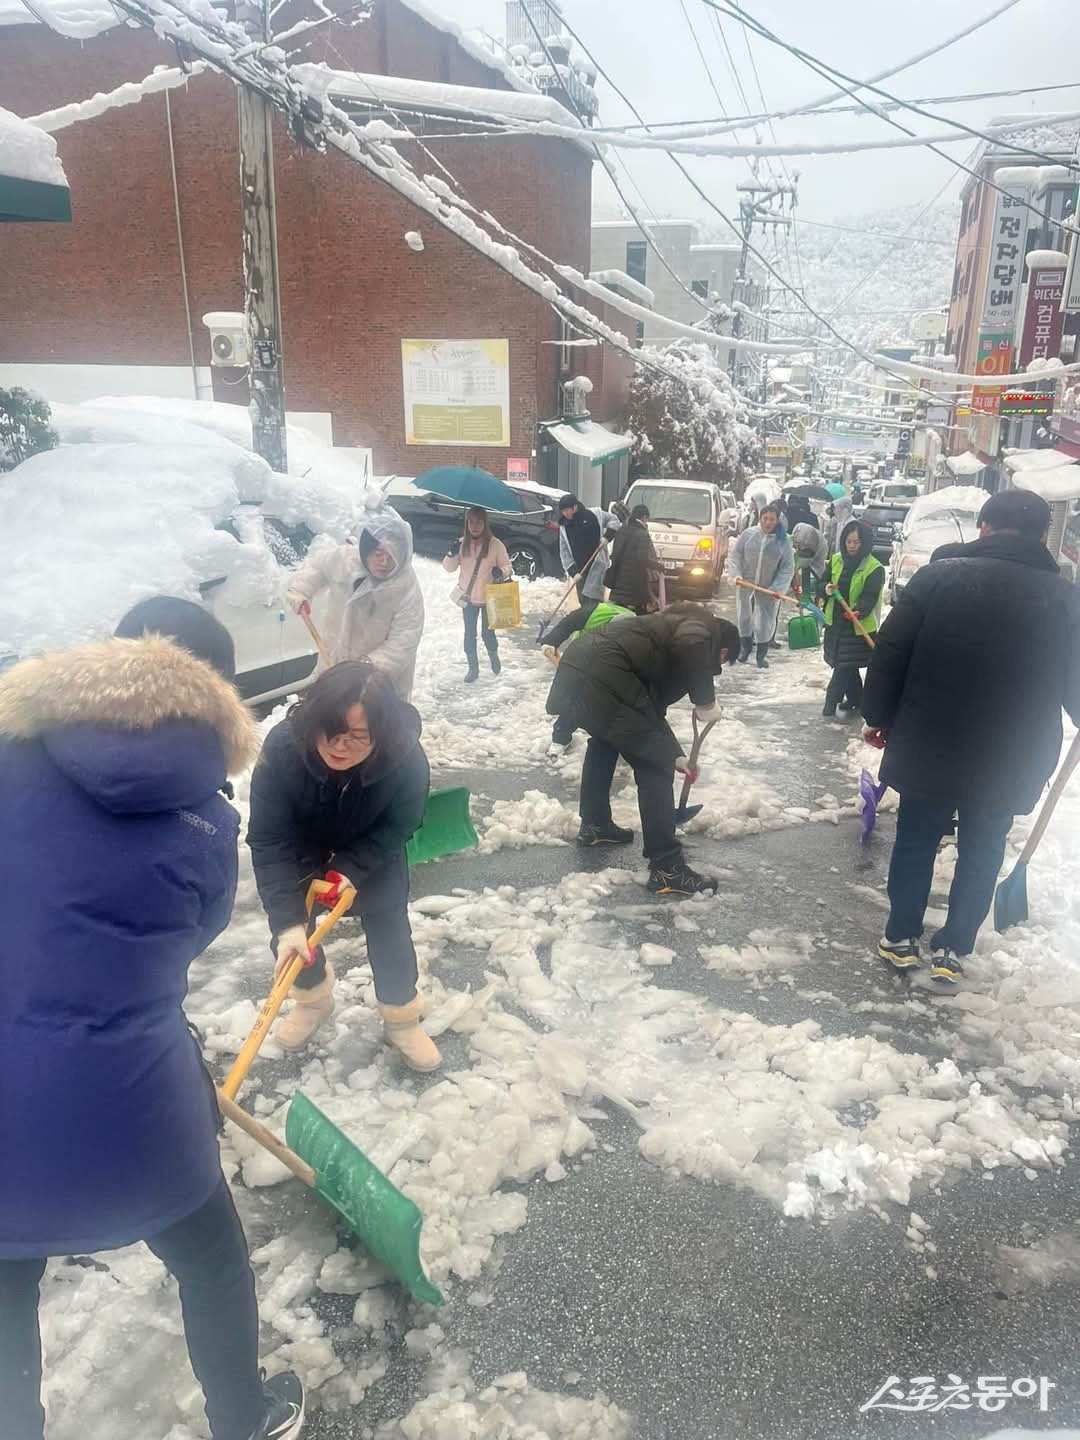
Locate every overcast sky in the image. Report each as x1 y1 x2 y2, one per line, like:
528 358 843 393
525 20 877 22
449 0 1080 226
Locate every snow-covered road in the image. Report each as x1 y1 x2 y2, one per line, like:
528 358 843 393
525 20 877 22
40 567 1080 1438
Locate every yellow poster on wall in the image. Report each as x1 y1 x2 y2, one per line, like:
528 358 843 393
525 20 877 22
401 339 510 446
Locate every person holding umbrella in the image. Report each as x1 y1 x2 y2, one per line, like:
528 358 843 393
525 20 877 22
443 506 512 684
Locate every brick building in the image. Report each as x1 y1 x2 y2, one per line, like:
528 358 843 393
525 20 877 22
0 0 633 485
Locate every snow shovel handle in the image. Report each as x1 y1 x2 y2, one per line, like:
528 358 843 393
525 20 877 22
220 880 356 1101
1018 730 1080 864
298 607 334 668
216 1090 317 1188
734 577 794 606
828 587 876 650
544 538 607 629
677 713 716 809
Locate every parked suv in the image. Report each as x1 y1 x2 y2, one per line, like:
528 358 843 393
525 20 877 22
384 478 563 580
862 501 910 563
622 478 734 597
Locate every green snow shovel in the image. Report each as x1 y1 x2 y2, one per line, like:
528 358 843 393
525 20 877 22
406 787 478 866
219 880 444 1306
787 611 820 650
995 730 1080 932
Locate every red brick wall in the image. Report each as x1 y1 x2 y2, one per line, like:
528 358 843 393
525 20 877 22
0 0 605 477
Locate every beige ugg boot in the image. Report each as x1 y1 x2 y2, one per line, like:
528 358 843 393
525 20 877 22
275 962 336 1051
378 995 442 1071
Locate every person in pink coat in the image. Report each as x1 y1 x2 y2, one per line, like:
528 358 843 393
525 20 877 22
443 507 512 683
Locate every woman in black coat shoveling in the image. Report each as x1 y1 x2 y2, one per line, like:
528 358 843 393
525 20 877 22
821 519 884 719
546 605 740 895
247 661 440 1070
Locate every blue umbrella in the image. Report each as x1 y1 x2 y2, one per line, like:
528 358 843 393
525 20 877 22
413 466 524 513
825 482 847 500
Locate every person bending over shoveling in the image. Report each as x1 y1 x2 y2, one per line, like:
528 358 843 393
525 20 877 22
247 661 440 1070
546 604 740 895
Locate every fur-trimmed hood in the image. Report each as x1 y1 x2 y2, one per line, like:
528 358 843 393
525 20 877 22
0 635 257 775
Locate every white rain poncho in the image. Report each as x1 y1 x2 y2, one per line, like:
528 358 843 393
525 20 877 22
287 509 425 699
728 520 795 643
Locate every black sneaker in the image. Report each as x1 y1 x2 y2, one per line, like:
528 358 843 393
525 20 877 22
822 705 837 720
647 861 718 896
878 936 920 970
577 821 634 847
250 1371 305 1440
930 949 964 992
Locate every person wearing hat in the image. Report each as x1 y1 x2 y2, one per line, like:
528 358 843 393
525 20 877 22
727 502 794 668
287 509 425 700
0 596 306 1440
864 489 1080 990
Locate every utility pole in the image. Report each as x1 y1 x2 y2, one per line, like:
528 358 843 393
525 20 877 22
727 170 796 383
236 0 288 472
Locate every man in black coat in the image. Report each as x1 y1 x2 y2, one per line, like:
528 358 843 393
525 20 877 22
546 604 740 895
863 489 1080 989
605 504 660 613
558 494 602 607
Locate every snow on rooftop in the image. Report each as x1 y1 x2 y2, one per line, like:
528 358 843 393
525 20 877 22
392 0 538 95
588 268 655 308
0 0 119 36
295 65 589 150
987 111 1080 158
0 105 67 187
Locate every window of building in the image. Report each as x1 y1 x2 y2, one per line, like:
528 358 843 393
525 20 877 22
951 263 962 300
634 319 646 346
625 240 648 286
690 278 709 298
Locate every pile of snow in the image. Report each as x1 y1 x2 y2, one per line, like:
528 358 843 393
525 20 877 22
0 104 67 187
61 395 374 538
0 0 119 36
904 485 988 526
1 395 377 656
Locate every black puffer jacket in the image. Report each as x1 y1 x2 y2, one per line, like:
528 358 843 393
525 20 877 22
605 518 659 612
546 607 726 769
862 532 1080 815
247 704 430 933
560 505 602 575
822 520 886 671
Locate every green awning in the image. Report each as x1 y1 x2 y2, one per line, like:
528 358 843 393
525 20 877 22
0 173 72 223
545 418 632 468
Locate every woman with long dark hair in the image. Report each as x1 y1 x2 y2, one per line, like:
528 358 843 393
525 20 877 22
246 661 440 1070
443 506 511 683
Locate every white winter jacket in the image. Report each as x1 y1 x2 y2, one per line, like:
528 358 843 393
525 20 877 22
287 510 425 700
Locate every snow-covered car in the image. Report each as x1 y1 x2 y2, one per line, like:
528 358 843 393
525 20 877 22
888 487 986 601
1 397 373 707
623 477 731 597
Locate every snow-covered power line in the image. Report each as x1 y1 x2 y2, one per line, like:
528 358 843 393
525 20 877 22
28 61 207 131
702 0 1080 179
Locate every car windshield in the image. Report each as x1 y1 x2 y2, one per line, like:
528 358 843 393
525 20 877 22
881 483 919 499
629 486 711 525
905 510 980 550
864 504 907 524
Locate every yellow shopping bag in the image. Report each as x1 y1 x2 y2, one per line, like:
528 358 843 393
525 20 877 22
485 580 521 630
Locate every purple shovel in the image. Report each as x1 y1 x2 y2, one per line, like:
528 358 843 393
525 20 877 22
860 769 888 844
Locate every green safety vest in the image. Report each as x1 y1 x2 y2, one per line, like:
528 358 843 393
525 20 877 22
824 552 883 631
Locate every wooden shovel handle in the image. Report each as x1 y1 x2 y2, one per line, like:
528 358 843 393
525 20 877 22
298 606 334 668
734 577 796 606
1019 730 1080 864
216 1090 317 1188
220 882 355 1100
829 588 876 650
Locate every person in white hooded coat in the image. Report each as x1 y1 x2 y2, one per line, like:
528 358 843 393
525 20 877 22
286 510 425 700
727 502 794 668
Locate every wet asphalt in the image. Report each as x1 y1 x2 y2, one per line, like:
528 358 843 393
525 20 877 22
272 600 1080 1440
